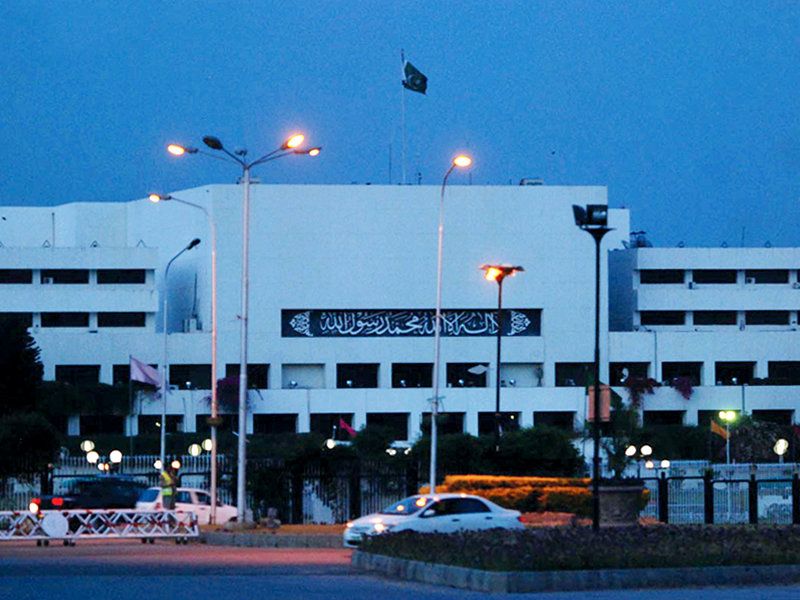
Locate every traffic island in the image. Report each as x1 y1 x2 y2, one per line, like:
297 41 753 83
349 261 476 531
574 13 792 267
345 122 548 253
350 525 800 593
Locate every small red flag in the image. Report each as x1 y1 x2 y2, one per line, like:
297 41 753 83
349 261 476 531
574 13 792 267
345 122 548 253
339 418 356 437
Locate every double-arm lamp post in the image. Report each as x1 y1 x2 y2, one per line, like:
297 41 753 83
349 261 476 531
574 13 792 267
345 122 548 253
167 135 320 520
479 264 524 452
572 203 612 531
150 193 218 523
429 155 472 494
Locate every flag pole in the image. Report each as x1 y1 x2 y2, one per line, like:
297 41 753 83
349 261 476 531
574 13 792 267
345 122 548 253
401 48 407 185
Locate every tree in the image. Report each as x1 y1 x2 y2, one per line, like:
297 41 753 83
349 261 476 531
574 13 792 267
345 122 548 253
0 315 43 416
0 412 60 477
484 428 585 477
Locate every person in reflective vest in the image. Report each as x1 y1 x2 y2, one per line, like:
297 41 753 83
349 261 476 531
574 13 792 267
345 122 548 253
161 468 176 509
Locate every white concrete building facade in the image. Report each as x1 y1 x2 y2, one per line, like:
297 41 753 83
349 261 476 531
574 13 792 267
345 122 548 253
1 183 797 441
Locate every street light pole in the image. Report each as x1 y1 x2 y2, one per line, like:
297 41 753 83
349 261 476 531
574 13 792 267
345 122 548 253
167 136 320 521
479 265 524 452
150 194 218 523
430 155 472 494
160 238 201 472
572 204 612 531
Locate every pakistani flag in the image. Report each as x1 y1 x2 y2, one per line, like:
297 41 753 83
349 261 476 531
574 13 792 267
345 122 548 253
403 61 428 94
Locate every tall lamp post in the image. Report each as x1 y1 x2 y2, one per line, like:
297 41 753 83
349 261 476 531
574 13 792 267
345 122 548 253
430 155 471 494
479 264 524 452
168 135 321 520
160 238 201 472
150 193 219 523
572 203 612 531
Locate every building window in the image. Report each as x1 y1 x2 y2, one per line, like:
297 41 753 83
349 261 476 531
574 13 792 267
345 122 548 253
555 363 592 387
41 269 89 284
662 362 702 386
610 363 650 386
253 414 297 435
745 270 788 284
55 365 100 387
169 364 211 390
477 412 521 436
98 312 146 327
746 311 790 326
640 311 685 326
310 413 354 438
715 362 755 385
0 269 32 284
0 313 33 328
642 411 685 427
337 364 379 388
421 413 465 436
113 365 130 386
533 411 575 431
226 364 269 389
768 362 800 385
138 415 183 435
692 270 737 284
446 363 488 387
639 270 684 284
80 415 125 435
281 364 325 389
693 311 737 326
97 269 146 284
366 413 409 440
392 363 432 388
752 410 794 425
195 414 237 434
41 312 89 327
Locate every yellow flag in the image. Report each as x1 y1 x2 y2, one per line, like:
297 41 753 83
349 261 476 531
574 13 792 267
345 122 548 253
710 420 728 440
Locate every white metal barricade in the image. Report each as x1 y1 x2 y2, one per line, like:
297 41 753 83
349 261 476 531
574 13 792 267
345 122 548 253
0 510 198 545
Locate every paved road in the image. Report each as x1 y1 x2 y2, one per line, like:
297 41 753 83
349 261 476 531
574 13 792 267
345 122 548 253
3 540 800 599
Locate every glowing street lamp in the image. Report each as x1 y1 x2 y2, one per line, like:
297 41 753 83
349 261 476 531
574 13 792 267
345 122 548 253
479 264 524 452
430 155 472 494
168 133 320 522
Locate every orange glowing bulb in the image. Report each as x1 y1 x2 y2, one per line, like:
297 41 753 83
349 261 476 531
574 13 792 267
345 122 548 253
167 144 186 156
454 155 472 168
286 134 304 148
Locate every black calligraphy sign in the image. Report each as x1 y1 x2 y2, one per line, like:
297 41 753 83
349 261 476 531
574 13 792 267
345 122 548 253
282 309 541 338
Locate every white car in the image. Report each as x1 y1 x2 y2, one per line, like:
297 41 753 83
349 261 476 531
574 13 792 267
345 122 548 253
343 493 524 548
136 487 238 525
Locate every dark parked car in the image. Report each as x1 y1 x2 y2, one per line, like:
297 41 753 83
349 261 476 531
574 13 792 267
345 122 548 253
30 476 148 512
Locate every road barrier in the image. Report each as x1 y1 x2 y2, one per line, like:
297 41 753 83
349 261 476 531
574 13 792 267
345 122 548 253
0 510 198 545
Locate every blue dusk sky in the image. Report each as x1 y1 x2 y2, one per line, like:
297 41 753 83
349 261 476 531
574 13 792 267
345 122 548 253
1 1 798 248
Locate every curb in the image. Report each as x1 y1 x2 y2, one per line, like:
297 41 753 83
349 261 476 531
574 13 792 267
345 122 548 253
351 551 800 594
201 531 342 548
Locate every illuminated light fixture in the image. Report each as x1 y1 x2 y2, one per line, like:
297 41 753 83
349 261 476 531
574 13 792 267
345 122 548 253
109 450 123 464
453 155 472 168
660 459 671 469
171 459 181 470
286 134 304 149
202 438 213 452
415 498 427 507
189 443 202 457
308 148 321 156
167 144 186 156
154 460 163 471
80 440 95 452
645 460 655 470
86 451 100 464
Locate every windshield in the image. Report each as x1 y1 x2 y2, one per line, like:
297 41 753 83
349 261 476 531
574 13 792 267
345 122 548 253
380 496 431 516
138 488 159 502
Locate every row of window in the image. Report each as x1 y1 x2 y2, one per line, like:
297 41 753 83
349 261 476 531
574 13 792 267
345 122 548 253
74 411 574 438
53 360 800 390
639 269 795 285
610 361 800 387
640 311 794 327
59 408 800 438
0 269 147 284
2 312 148 328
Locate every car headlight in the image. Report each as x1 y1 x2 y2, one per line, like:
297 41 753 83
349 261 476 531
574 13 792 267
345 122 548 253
373 523 394 533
